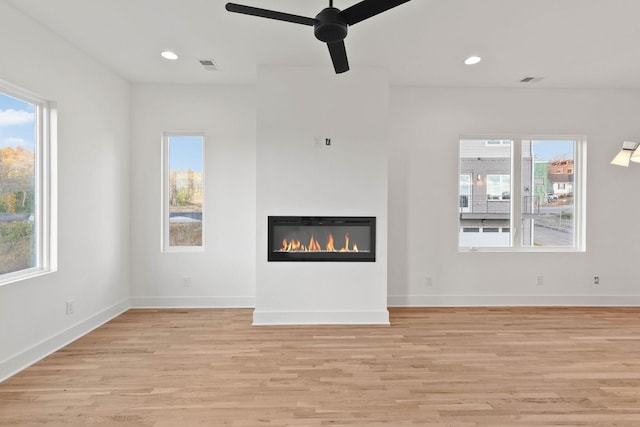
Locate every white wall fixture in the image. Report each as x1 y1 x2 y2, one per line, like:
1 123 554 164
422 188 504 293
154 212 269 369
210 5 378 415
160 50 178 60
464 55 482 65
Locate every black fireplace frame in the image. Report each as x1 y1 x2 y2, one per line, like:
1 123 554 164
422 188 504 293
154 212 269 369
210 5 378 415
268 216 376 262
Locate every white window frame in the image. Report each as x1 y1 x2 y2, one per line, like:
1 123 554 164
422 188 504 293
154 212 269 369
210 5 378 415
161 131 205 253
0 80 56 286
459 134 586 253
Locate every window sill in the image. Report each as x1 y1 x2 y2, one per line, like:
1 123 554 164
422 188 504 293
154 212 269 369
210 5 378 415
458 246 585 253
0 267 56 287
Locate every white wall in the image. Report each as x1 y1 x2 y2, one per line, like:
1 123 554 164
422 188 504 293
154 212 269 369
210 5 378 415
0 2 131 380
388 87 640 306
254 66 389 325
129 84 256 307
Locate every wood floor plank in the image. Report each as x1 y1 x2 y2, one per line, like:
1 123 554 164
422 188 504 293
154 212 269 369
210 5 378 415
1 307 640 426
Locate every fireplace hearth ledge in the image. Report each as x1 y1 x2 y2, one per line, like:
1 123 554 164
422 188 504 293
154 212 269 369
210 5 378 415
252 309 390 326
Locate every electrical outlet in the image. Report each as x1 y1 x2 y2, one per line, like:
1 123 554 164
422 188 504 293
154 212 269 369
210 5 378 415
425 276 433 287
536 275 544 286
594 276 600 285
66 300 75 315
182 276 191 287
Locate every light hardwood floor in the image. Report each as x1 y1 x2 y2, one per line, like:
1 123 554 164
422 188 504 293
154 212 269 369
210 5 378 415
2 307 640 426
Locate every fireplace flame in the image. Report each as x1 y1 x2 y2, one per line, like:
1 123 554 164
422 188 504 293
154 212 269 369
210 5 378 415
308 235 321 251
326 233 336 252
278 233 360 253
339 233 350 252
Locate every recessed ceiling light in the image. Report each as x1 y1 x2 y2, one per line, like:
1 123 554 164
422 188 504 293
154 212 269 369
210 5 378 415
161 50 179 60
464 55 482 65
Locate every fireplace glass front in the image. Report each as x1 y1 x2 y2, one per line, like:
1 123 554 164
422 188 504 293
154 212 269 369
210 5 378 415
268 216 376 262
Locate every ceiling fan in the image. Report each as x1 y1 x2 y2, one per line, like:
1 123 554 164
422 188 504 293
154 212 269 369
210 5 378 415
225 0 411 74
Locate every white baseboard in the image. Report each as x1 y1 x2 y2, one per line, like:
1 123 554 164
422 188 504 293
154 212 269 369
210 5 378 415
0 298 130 383
130 296 255 308
388 294 640 307
252 309 390 325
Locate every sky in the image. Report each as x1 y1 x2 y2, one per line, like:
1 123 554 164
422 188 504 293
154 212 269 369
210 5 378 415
169 135 203 172
532 140 574 161
0 93 35 150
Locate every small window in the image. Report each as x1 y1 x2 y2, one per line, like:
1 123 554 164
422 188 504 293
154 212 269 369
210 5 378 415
459 174 471 212
486 174 511 201
162 133 204 251
0 82 55 285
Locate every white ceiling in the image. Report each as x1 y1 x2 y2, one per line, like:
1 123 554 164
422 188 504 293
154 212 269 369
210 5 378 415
7 0 640 89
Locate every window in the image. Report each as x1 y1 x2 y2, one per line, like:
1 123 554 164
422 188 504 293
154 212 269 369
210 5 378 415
486 174 511 200
162 133 204 251
459 136 585 251
459 174 471 212
0 82 54 285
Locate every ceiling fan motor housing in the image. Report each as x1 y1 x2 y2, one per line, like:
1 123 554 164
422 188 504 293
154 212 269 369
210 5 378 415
314 7 348 43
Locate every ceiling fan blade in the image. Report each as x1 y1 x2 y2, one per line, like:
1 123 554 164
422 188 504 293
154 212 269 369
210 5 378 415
340 0 411 26
225 3 317 26
327 41 349 74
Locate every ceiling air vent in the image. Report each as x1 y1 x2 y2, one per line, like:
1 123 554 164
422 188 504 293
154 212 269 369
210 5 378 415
520 76 544 83
198 59 219 72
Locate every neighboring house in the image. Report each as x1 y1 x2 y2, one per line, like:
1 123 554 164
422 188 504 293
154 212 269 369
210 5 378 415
548 159 574 174
548 173 573 196
547 159 574 198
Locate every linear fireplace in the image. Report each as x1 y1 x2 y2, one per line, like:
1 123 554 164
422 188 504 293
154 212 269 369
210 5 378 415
268 216 376 262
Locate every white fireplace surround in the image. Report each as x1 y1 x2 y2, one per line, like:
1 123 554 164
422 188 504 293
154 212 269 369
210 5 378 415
254 66 389 325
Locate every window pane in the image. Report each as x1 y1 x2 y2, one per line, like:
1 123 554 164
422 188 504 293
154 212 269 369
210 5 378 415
168 135 203 247
459 174 471 212
0 93 37 275
486 175 500 199
487 175 510 200
522 139 575 247
459 139 512 247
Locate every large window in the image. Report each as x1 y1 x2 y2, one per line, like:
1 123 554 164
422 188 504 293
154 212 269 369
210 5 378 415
459 137 585 251
162 133 204 251
0 83 54 284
